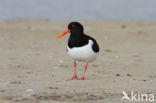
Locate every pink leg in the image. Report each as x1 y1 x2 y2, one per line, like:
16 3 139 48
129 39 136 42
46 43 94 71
81 63 88 80
70 61 79 80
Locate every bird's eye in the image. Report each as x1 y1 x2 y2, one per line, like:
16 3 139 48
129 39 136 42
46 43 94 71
72 25 75 28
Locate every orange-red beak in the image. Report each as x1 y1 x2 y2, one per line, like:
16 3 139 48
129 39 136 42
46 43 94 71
55 29 70 40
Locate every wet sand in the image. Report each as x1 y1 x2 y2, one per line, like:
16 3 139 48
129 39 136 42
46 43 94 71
0 19 156 103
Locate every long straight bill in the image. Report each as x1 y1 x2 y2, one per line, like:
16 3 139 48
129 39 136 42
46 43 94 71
55 29 70 40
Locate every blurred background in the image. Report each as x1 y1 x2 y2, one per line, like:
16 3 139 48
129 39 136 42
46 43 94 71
0 1 156 103
0 0 156 21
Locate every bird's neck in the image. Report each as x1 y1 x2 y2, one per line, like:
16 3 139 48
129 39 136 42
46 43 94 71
69 33 83 40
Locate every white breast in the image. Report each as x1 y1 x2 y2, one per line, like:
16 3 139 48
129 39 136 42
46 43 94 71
67 40 98 62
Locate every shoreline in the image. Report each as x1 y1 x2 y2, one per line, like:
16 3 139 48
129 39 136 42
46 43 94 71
0 19 155 103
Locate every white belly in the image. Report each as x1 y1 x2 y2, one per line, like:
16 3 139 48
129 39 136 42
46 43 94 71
67 40 98 62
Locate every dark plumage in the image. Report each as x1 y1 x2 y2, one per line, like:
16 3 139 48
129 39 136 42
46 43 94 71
67 22 99 53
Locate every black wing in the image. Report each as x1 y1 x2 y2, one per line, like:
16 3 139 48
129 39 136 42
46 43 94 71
85 35 99 53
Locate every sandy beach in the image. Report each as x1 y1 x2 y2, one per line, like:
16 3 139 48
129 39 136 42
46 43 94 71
0 19 156 103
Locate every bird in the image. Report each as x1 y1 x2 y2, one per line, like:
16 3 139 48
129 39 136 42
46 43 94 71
55 22 99 80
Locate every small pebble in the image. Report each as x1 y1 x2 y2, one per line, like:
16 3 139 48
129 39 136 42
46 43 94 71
87 93 96 97
48 87 59 89
105 49 112 52
115 56 120 59
116 74 120 76
127 73 132 77
68 90 76 94
25 89 34 93
27 26 35 31
10 81 22 84
26 71 32 74
121 25 127 29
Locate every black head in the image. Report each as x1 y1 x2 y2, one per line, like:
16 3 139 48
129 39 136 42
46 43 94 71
55 22 84 40
68 22 84 34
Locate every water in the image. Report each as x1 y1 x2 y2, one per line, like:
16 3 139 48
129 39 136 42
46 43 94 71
0 0 156 21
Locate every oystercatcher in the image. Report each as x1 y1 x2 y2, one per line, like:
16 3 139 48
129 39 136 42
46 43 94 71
55 22 99 80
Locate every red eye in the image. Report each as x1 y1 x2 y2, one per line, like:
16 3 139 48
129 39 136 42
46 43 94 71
72 25 75 28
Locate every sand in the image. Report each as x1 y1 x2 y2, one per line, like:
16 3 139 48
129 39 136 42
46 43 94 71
0 19 156 103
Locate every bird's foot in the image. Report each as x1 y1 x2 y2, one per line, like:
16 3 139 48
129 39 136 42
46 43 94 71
80 77 87 80
70 75 79 80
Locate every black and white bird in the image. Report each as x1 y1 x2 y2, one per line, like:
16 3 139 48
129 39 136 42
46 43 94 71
55 22 99 80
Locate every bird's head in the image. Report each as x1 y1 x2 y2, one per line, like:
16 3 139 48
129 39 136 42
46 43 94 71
55 22 84 40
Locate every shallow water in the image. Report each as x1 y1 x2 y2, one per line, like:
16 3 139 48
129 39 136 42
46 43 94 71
0 0 156 21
